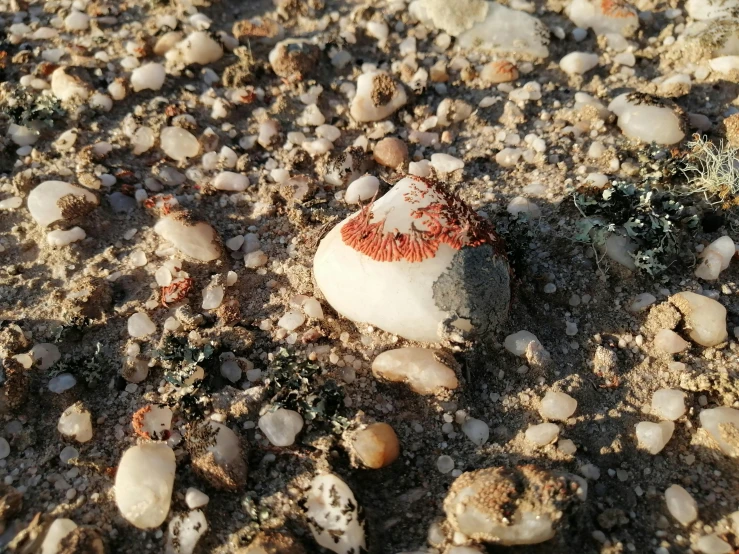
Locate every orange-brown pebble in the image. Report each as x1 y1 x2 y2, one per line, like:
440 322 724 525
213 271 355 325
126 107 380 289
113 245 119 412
481 60 519 84
373 137 409 169
352 422 400 469
723 113 739 148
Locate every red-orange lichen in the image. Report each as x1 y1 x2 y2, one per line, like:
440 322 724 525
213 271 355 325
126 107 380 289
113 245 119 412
600 0 636 18
340 175 504 263
161 276 192 306
132 405 153 439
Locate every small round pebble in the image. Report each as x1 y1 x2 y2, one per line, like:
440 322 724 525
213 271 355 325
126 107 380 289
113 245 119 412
373 137 409 168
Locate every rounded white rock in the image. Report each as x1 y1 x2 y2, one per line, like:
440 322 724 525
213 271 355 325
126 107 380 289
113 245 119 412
28 181 98 227
185 487 209 509
699 407 739 456
131 62 166 92
635 421 674 454
608 93 685 145
258 408 304 446
345 175 380 204
651 389 686 421
214 171 249 192
154 212 222 262
665 484 698 525
165 510 208 554
350 70 407 123
539 391 577 421
525 423 560 446
128 312 156 338
114 443 176 529
57 403 93 442
671 291 727 347
160 127 200 161
560 52 599 74
40 518 78 554
372 348 458 395
305 473 366 554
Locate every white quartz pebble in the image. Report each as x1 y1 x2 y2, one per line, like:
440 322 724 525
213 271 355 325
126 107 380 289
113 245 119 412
168 31 223 65
0 196 22 210
132 127 155 155
654 329 690 354
629 293 656 312
507 196 541 218
695 534 732 554
699 407 739 456
525 423 560 446
41 519 78 554
160 127 200 161
560 52 599 74
461 418 490 445
539 391 577 421
664 485 698 525
64 10 89 31
165 510 208 554
430 153 464 173
115 444 176 529
652 389 686 421
671 291 727 346
635 421 674 454
31 343 61 369
372 348 458 395
566 0 639 36
303 298 324 319
154 212 222 262
609 93 685 145
202 285 224 310
258 408 304 446
504 330 541 356
47 227 86 247
305 473 366 554
350 70 407 123
48 373 76 394
28 181 98 227
220 359 241 383
128 312 156 338
345 175 380 204
57 403 93 442
278 310 305 331
185 488 209 509
131 63 166 92
214 171 248 192
695 236 735 280
51 67 90 102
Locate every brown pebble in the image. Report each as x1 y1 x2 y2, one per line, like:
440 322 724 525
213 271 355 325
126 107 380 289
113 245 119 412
481 60 519 84
373 137 409 169
352 422 400 469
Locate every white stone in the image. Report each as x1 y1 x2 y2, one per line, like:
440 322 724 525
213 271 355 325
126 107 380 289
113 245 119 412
430 153 464 173
226 235 245 251
664 485 698 525
154 213 221 262
566 0 639 36
160 127 200 161
165 510 208 554
504 330 540 356
49 373 76 393
350 71 407 123
456 2 550 59
47 227 86 247
258 408 304 446
496 148 523 168
51 67 90 102
628 293 656 312
115 444 176 529
410 0 489 36
185 488 209 509
314 177 510 342
437 99 473 126
258 120 280 149
654 329 690 354
202 285 224 310
560 52 599 74
345 175 380 204
41 519 78 554
0 196 23 210
303 298 324 319
278 310 305 331
695 534 732 554
132 127 155 155
372 348 458 395
461 418 489 445
671 291 728 347
686 0 739 19
64 10 89 31
652 389 686 421
30 343 61 370
220 359 241 383
297 104 325 126
58 404 93 442
128 312 156 338
608 93 685 145
305 473 366 554
131 63 166 92
699 407 739 456
507 196 541 217
28 181 98 227
695 236 735 280
8 124 38 146
540 391 577 421
168 31 223 65
635 421 674 454
525 423 560 446
244 250 268 268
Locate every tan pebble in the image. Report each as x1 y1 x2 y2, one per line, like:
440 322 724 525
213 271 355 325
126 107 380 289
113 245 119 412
352 422 400 469
373 137 409 169
481 60 519 84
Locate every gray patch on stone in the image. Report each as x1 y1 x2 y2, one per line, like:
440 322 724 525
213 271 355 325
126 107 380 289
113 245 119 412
432 244 511 340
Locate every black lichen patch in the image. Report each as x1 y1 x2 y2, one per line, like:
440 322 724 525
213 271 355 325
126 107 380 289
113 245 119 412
431 244 511 340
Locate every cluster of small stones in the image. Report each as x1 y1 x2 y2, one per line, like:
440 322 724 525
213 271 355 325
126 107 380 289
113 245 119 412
0 0 738 552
